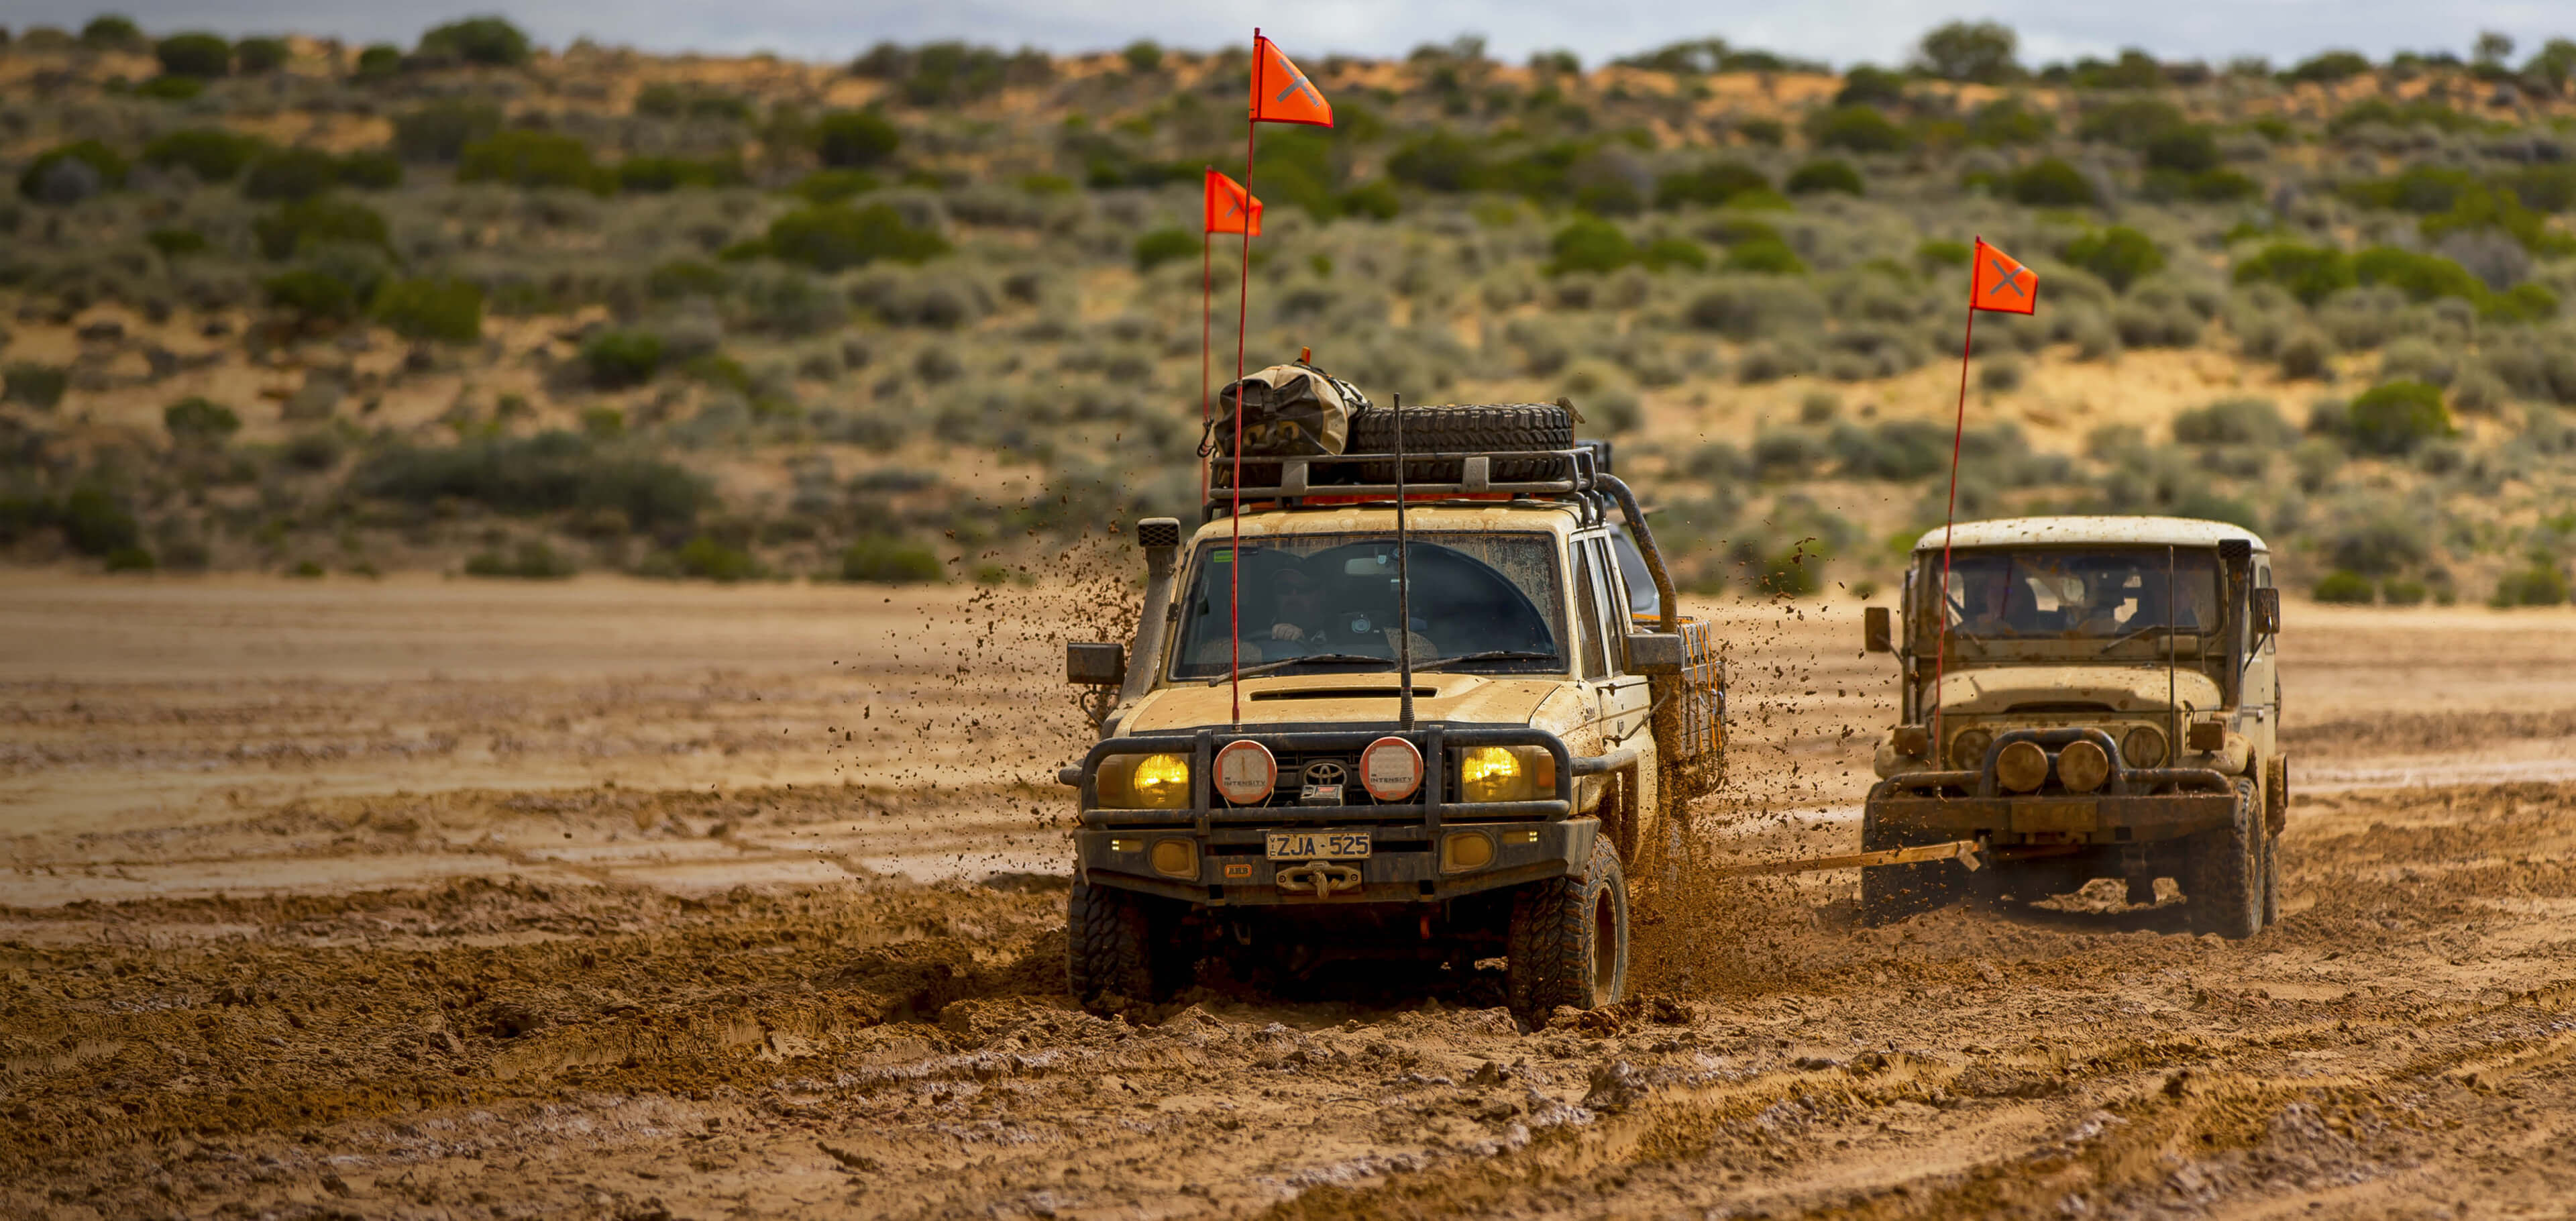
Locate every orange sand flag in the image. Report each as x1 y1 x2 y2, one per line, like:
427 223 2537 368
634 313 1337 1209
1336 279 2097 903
1198 170 1264 500
1250 34 1334 127
1931 235 2043 751
1203 168 1263 235
1971 237 2039 315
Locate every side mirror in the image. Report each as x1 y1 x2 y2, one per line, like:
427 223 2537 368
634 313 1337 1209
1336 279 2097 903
1625 632 1684 675
2250 588 2280 636
1067 642 1125 686
1864 606 1893 653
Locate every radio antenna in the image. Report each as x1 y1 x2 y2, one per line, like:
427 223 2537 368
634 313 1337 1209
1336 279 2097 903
1395 392 1415 731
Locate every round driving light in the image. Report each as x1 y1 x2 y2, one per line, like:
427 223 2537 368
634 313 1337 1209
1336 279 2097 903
1440 831 1495 873
2123 725 2167 769
1949 728 1994 770
1128 753 1191 808
1458 746 1525 803
1149 838 1197 878
1360 736 1424 801
1212 739 1277 804
2058 739 2111 792
1996 740 2049 792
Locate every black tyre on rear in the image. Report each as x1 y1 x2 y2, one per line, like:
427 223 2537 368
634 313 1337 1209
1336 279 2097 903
1067 881 1180 1013
1348 403 1575 484
1859 795 1966 926
1506 841 1628 1026
2186 779 2264 938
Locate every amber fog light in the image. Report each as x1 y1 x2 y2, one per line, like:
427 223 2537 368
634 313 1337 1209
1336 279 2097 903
1949 728 1994 770
1996 741 2049 792
2058 739 2111 792
1149 838 1197 879
2123 725 2168 768
1440 831 1496 873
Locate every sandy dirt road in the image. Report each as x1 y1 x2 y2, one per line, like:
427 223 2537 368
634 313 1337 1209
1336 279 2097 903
5 574 2575 1220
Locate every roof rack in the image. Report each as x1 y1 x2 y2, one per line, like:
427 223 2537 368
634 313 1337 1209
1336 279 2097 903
1202 445 1605 517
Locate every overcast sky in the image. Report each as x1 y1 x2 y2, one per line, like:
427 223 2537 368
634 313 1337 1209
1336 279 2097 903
9 1 2567 71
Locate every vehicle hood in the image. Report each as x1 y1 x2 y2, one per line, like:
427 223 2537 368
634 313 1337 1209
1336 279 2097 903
1935 664 2223 716
1120 672 1562 733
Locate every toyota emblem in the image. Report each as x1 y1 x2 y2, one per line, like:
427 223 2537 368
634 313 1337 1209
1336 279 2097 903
1302 760 1348 787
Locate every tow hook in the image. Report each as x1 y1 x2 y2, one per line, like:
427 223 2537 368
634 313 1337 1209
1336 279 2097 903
1275 861 1362 897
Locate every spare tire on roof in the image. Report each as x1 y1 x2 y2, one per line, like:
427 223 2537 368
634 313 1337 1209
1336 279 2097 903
1346 402 1576 484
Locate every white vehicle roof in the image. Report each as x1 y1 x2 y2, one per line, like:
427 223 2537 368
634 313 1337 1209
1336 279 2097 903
1911 515 2268 553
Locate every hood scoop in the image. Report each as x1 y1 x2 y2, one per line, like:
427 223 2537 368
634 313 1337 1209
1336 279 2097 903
1250 687 1439 701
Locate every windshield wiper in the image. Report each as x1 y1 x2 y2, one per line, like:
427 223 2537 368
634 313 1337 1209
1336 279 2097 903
1409 650 1560 674
1205 653 1386 684
2098 624 2200 655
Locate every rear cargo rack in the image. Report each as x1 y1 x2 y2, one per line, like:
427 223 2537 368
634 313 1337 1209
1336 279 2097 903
1203 446 1603 516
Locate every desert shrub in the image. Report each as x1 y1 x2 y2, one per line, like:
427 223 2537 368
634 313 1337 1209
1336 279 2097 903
1967 97 2050 145
2276 329 2331 379
156 32 232 76
2006 158 2094 207
1133 227 1196 272
3 363 70 409
2172 397 2291 445
2316 286 2410 351
144 129 266 182
1340 179 1401 220
393 101 504 162
815 111 901 168
582 331 665 388
2379 578 2428 606
372 277 484 343
2063 226 2163 291
162 396 241 442
2312 570 2374 603
1547 217 1635 276
2352 246 2485 307
841 536 943 583
466 540 577 579
616 155 746 192
146 227 209 259
242 148 345 201
1808 105 1911 153
56 486 142 558
80 16 148 51
233 36 289 72
2491 562 2571 607
458 131 607 193
1978 355 2025 391
254 197 389 259
18 141 129 205
351 42 403 77
648 260 730 301
2078 97 2188 147
764 203 949 272
1723 235 1806 276
2326 515 2429 576
2450 364 2509 413
790 169 879 205
137 75 209 101
2142 125 2221 174
1750 429 1822 479
2112 297 2202 348
1656 160 1769 209
1785 159 1864 196
2346 380 2452 454
1830 419 1949 480
415 17 531 67
280 429 347 470
671 535 762 582
2477 331 2576 405
358 432 708 531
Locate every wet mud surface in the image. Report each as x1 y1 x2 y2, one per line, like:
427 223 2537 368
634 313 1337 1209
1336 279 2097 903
6 578 2575 1218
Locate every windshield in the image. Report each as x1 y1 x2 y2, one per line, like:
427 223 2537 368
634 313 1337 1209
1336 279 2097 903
1919 549 2222 643
1169 533 1566 680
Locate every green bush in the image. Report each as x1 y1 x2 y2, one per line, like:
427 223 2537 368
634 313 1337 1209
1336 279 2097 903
243 148 345 201
2005 158 2095 207
614 155 745 192
392 101 503 162
416 17 531 67
103 547 158 572
582 330 665 388
162 396 241 442
841 536 945 583
764 203 950 271
2282 50 2373 85
1723 236 1806 276
673 535 762 582
2171 397 2291 445
2312 570 2375 604
2490 563 2571 607
458 131 608 193
1132 227 1197 272
2076 98 2186 148
80 16 148 51
647 259 729 300
2233 244 2355 307
142 128 266 182
2141 126 2220 174
354 44 403 78
1339 179 1401 220
137 76 207 101
1785 159 1864 196
59 486 142 557
147 227 209 258
234 36 289 73
354 431 708 532
1548 217 1635 276
2353 246 2486 305
336 150 403 189
263 268 364 324
2185 170 2261 202
466 540 577 579
815 110 901 168
2345 380 2453 455
1641 237 1708 272
1807 105 1911 153
1967 97 2051 146
156 32 232 77
254 197 389 259
1655 160 1769 209
4 362 70 409
2064 227 2164 291
2381 578 2428 606
789 169 880 205
372 278 484 343
18 140 129 203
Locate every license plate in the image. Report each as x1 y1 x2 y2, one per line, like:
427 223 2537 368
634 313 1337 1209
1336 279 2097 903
1267 831 1371 860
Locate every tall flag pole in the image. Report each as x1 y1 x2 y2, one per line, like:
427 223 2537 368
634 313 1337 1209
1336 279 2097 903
1199 168 1260 504
1929 236 2039 763
1228 30 1332 724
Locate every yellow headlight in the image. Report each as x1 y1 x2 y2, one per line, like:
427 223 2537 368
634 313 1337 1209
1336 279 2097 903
2123 725 2167 768
1460 746 1529 803
1996 740 2049 792
1097 753 1190 809
1441 831 1495 873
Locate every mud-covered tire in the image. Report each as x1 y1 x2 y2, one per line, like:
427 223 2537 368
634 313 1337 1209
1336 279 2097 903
2186 779 2263 939
1859 796 1964 926
1067 881 1169 1013
1506 841 1628 1026
1348 403 1575 484
2262 755 2287 926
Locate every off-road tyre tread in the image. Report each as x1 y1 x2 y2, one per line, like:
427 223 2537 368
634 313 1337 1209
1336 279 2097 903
1348 403 1576 484
2186 779 2263 938
1506 841 1627 1026
1859 790 1964 926
1067 881 1158 1012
